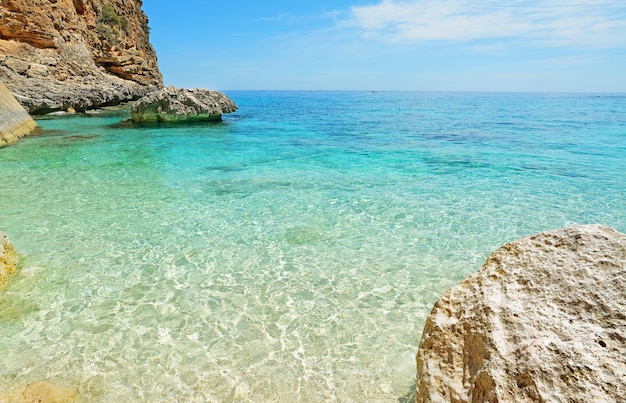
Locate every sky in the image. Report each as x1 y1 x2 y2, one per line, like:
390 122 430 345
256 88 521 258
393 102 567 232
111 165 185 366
142 1 626 92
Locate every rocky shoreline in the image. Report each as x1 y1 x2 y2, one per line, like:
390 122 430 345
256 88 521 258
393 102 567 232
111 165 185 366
0 0 165 143
0 0 237 137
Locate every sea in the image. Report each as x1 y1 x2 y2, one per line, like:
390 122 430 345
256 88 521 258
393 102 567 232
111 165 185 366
1 91 625 401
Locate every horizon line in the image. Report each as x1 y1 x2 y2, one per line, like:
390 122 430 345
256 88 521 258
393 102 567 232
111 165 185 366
214 89 626 95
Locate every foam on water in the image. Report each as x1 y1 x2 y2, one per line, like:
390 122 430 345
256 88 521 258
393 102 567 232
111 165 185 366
1 92 625 401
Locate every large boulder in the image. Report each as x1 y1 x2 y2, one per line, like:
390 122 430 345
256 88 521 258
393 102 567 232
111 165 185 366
0 79 37 146
130 86 237 123
0 231 19 290
416 224 626 402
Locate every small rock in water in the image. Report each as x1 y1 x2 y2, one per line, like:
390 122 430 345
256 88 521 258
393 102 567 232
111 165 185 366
131 86 237 123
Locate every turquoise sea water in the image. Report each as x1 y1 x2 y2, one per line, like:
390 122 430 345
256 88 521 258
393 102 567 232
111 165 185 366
1 91 625 401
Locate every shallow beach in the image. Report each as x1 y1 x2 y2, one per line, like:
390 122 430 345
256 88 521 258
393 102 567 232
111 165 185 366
1 91 625 401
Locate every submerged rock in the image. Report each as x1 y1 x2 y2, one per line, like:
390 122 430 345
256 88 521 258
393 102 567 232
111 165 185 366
21 380 77 403
415 224 626 402
0 230 19 290
130 86 237 123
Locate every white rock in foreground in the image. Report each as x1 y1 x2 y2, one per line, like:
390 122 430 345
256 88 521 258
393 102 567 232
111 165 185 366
416 224 626 402
130 86 237 123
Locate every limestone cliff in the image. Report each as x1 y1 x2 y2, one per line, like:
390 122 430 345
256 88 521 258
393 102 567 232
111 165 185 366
0 78 37 145
415 225 626 402
0 0 163 114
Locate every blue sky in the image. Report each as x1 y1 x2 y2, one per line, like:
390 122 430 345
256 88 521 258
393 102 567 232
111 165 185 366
142 1 626 92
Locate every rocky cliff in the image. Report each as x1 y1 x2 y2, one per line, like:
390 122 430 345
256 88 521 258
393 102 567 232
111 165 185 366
415 225 626 402
0 0 163 114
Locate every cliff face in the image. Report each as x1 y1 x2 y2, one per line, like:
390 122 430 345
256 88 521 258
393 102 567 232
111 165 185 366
415 225 626 402
0 0 163 114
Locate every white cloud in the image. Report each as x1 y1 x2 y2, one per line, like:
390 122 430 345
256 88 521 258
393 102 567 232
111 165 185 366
349 0 626 47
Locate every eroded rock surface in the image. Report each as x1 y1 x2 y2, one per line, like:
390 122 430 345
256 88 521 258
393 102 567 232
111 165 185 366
0 0 162 114
416 224 626 402
131 86 237 123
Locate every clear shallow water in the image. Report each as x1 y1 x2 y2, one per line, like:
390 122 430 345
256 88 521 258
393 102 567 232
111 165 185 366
1 91 625 401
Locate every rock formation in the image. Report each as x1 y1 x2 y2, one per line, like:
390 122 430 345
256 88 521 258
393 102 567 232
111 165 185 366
415 224 626 402
0 0 163 114
131 86 237 123
0 78 37 145
0 231 19 290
